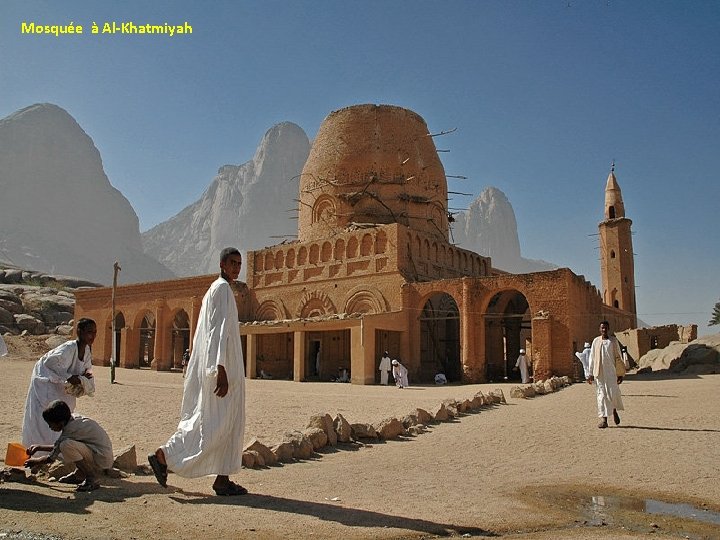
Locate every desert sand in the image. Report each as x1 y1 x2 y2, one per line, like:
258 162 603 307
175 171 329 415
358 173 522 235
1 336 719 539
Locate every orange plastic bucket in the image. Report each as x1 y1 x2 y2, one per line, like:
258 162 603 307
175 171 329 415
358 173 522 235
5 442 27 467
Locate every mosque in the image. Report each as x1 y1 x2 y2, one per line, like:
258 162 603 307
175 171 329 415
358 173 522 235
75 104 639 384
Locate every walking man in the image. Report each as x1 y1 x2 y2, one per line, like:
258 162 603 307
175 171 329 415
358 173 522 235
149 247 247 495
587 321 625 429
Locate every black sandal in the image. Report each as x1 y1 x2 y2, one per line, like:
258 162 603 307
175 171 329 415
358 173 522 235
148 453 168 488
213 481 248 496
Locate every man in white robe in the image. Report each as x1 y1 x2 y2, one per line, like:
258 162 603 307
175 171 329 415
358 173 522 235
587 321 625 429
149 247 247 496
378 351 392 385
22 319 96 449
514 349 530 383
575 342 592 379
391 359 409 388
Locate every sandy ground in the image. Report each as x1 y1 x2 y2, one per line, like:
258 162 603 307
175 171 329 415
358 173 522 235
1 337 719 539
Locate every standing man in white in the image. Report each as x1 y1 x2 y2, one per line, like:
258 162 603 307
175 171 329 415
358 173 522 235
149 247 247 496
378 351 392 385
587 321 625 429
514 349 530 384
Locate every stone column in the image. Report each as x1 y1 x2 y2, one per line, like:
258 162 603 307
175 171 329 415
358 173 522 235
121 326 137 369
153 303 168 371
246 333 257 379
531 315 552 381
293 330 306 382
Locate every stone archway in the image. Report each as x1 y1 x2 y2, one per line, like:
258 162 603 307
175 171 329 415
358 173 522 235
420 293 461 382
170 309 190 369
138 312 155 368
483 290 531 382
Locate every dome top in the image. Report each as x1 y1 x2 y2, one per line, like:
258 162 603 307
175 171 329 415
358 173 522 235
298 104 449 242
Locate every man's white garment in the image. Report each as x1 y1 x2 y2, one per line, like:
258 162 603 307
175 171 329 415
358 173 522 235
0 334 7 356
392 362 409 388
575 345 592 378
22 340 93 448
515 354 530 383
162 277 246 478
588 336 624 418
378 355 392 385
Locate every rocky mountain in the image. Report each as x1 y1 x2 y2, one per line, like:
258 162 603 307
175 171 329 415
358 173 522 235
452 187 556 273
141 122 310 276
0 103 175 285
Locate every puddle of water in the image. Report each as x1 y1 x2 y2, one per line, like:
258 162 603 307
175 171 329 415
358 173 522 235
585 495 720 526
645 499 720 525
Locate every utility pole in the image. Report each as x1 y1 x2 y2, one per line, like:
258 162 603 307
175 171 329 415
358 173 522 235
111 261 121 384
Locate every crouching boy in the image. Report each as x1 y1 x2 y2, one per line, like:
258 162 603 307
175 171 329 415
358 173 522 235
24 399 113 492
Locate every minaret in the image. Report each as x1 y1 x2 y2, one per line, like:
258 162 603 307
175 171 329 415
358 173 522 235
599 163 637 323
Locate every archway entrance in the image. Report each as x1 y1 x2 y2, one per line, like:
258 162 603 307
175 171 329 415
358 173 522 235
138 312 155 368
420 293 461 382
171 310 190 370
484 290 531 382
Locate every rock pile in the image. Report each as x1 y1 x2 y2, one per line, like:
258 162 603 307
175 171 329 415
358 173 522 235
509 375 572 398
238 387 519 469
0 266 98 336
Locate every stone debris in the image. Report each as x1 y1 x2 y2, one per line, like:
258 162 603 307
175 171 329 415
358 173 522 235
372 417 405 440
333 413 352 443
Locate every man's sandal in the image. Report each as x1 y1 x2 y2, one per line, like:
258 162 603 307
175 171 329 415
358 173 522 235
148 453 168 488
58 470 85 484
213 481 248 496
76 479 99 492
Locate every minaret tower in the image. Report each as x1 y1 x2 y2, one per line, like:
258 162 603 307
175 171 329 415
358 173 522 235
599 162 637 323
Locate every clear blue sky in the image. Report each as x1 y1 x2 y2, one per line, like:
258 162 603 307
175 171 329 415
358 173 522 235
2 1 718 333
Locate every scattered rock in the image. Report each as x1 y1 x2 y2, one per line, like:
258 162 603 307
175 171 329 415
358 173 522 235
244 438 277 466
350 423 378 440
373 417 405 440
333 413 352 443
112 444 137 472
270 441 295 463
306 413 337 446
302 427 329 450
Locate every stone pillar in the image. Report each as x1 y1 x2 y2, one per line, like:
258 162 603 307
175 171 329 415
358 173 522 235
460 279 474 382
153 303 168 371
293 330 306 382
121 326 137 369
350 320 376 385
246 333 257 379
532 315 552 381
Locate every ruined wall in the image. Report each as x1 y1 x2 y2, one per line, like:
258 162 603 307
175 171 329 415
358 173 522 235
617 324 698 363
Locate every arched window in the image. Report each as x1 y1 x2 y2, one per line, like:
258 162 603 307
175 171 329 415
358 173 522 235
609 206 616 219
610 250 616 259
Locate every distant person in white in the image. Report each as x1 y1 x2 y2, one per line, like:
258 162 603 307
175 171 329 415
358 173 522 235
378 351 392 385
22 318 96 449
391 359 409 388
514 349 530 383
587 321 625 429
0 333 7 357
149 247 247 496
575 342 592 378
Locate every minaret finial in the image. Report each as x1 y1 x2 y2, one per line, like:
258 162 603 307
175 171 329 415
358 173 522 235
611 159 615 173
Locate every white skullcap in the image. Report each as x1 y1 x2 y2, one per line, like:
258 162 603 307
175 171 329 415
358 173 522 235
584 342 591 348
519 349 525 354
391 359 399 365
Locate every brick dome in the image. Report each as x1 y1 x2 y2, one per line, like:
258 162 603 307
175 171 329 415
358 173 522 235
298 104 449 242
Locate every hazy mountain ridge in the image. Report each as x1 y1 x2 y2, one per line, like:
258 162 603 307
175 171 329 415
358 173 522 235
453 187 557 273
141 122 311 276
0 103 174 285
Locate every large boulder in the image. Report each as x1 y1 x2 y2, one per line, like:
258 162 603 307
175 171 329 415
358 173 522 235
333 413 352 443
350 423 378 440
282 430 314 460
302 427 328 451
306 413 338 446
244 438 277 466
373 418 405 440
